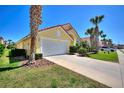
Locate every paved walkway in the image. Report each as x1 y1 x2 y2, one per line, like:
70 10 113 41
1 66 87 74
117 50 124 87
45 53 123 88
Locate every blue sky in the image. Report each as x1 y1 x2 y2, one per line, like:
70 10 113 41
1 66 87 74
0 5 124 44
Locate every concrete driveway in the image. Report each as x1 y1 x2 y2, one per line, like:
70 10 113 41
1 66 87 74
45 54 123 88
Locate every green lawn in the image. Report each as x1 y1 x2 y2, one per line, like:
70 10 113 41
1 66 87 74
88 51 119 63
0 49 108 88
0 64 108 88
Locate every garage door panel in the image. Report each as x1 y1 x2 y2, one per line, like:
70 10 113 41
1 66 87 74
41 39 68 56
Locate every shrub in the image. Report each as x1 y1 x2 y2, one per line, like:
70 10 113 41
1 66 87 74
80 41 88 48
0 44 5 55
7 44 15 49
10 49 26 57
110 49 115 52
90 46 98 54
70 77 76 84
101 49 104 51
90 46 96 51
35 53 42 60
51 79 57 88
78 47 87 56
86 46 91 52
69 46 77 54
92 50 98 54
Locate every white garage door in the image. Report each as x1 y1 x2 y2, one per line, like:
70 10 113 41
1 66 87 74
41 39 68 57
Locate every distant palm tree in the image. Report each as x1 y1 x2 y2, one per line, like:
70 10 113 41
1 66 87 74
90 15 104 49
85 28 104 47
29 5 42 63
108 39 112 47
101 34 106 40
8 40 12 45
101 34 107 46
99 30 103 36
11 42 15 45
85 27 95 46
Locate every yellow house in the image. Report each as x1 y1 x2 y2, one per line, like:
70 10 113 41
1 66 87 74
16 23 80 57
0 37 4 44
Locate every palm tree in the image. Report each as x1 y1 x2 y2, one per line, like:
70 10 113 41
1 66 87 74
108 39 112 47
29 5 42 63
99 30 103 36
85 27 95 47
90 15 104 49
8 39 12 45
101 34 107 47
11 42 15 46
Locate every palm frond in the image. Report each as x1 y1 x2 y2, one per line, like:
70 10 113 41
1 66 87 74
99 30 103 36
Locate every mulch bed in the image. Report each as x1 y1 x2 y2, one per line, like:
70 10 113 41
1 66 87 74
22 59 54 68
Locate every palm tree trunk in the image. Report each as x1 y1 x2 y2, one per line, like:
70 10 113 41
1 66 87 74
29 30 37 63
95 26 99 50
29 5 42 63
90 35 94 47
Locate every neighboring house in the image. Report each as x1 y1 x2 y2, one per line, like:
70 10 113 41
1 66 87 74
99 40 105 47
99 40 113 47
81 37 106 47
16 23 80 57
0 37 4 44
116 44 124 49
81 37 91 47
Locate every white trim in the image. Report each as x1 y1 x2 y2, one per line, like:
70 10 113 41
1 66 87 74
59 27 74 41
40 36 69 42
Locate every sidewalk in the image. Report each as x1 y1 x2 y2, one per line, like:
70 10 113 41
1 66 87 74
117 50 124 87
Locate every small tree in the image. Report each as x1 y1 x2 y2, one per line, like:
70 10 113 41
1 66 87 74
78 47 87 56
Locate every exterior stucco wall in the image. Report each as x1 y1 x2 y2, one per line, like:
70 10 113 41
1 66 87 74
16 26 73 56
68 29 80 46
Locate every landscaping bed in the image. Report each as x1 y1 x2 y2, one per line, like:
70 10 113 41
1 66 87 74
23 59 54 68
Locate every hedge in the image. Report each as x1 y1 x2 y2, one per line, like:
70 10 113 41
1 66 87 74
35 53 42 60
9 49 26 57
69 46 77 54
0 44 5 56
